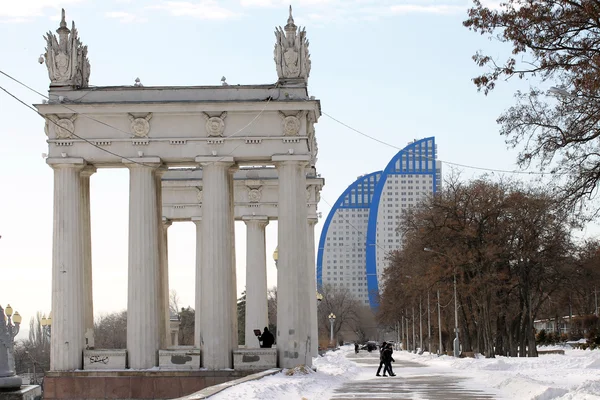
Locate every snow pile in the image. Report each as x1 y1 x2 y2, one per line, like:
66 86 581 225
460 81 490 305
396 347 600 400
210 348 361 400
209 346 600 400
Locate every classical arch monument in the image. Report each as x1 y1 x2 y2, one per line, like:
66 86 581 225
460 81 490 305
35 7 323 393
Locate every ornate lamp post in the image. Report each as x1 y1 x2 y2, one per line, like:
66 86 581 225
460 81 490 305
328 313 336 347
41 313 52 341
424 247 460 358
0 304 23 389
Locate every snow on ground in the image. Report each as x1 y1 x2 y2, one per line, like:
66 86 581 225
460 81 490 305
406 346 600 400
209 345 600 400
208 349 370 400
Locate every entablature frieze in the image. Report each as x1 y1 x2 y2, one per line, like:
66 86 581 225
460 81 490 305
161 167 323 222
37 86 320 167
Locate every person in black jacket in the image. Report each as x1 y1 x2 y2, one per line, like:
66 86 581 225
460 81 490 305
258 327 275 348
382 343 396 376
376 342 389 376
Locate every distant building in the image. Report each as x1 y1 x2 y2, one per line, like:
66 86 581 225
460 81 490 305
317 137 441 309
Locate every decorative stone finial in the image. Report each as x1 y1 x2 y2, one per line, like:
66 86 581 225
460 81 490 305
43 9 91 88
58 9 68 32
285 5 296 31
274 6 311 83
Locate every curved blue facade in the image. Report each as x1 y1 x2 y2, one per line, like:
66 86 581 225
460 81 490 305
316 171 382 289
316 137 439 310
365 137 438 309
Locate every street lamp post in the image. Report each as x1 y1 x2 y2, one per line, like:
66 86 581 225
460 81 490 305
41 313 52 342
424 247 460 358
437 289 443 355
0 304 23 389
328 313 336 347
24 351 37 385
595 286 598 317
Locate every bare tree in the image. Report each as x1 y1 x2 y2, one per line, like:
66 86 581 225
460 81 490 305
94 311 127 349
267 287 277 333
317 284 361 340
177 307 195 346
464 0 600 217
379 177 575 357
169 289 181 316
13 312 50 380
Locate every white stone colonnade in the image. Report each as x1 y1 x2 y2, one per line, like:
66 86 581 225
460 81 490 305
161 167 323 356
37 7 321 372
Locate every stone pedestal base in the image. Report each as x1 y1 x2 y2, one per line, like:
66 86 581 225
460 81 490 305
0 385 42 400
158 349 200 370
233 349 277 371
0 376 22 391
43 370 261 400
84 350 127 370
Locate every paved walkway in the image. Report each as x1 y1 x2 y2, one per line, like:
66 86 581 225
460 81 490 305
330 351 498 400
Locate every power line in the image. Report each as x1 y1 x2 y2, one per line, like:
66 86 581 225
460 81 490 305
0 76 275 168
319 109 562 176
0 85 155 167
0 69 275 143
1 68 566 176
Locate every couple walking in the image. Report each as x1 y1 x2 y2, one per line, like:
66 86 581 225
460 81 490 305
376 341 396 377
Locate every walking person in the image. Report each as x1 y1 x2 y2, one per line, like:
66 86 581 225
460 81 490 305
376 341 391 376
383 342 396 376
354 342 359 354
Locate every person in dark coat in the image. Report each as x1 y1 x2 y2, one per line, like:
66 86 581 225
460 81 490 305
376 341 388 376
382 343 396 376
258 327 275 348
354 342 359 354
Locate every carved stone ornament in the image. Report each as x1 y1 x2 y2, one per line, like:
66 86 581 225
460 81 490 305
248 188 262 203
202 112 227 137
274 6 311 82
279 110 305 136
196 188 203 203
307 112 318 162
306 188 312 201
43 9 91 88
128 113 152 137
47 114 77 139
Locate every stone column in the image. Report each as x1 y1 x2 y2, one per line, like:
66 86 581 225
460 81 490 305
124 157 162 369
192 217 202 348
81 166 96 350
243 216 269 348
273 155 311 368
308 217 319 357
195 157 237 369
47 158 86 371
160 217 172 349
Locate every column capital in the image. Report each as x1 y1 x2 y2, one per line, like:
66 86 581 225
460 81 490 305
308 217 318 226
242 215 269 227
122 157 162 168
162 217 172 228
47 157 86 169
272 154 311 165
81 165 97 177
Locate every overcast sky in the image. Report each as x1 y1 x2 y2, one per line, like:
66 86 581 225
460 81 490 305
2 0 593 339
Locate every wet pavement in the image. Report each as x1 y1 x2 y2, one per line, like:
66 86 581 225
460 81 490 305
330 351 498 400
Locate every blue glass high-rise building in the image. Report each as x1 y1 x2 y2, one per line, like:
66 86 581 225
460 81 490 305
316 137 441 309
